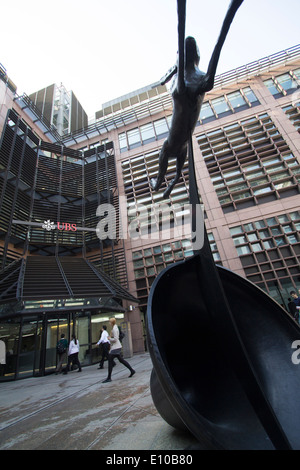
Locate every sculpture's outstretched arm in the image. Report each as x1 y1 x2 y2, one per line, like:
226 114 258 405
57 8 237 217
160 64 178 86
203 0 244 92
177 0 187 94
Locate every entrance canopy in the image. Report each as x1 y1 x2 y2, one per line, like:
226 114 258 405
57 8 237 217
0 256 137 316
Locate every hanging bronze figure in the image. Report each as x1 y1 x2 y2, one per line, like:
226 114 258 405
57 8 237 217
151 0 244 199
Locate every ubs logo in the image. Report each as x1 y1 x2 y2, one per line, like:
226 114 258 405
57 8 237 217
57 222 77 231
42 220 77 231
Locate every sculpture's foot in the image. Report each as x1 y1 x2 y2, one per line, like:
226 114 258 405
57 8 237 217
150 177 161 191
163 186 172 199
163 181 176 199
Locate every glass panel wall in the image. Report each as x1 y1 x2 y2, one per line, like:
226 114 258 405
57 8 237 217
18 316 39 379
33 317 44 377
75 312 90 366
0 310 125 381
0 317 20 381
45 315 70 374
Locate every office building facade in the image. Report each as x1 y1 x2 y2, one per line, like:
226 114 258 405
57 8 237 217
29 83 88 135
0 45 299 380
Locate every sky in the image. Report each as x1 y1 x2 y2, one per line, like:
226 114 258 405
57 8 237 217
1 0 300 119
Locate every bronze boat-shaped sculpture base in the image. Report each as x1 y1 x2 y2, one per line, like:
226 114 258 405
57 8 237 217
147 256 300 450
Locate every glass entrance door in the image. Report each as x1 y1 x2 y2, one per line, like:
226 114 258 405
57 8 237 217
45 314 69 375
74 311 90 366
18 316 41 379
33 316 44 377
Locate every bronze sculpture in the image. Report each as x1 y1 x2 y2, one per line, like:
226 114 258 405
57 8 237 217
151 0 244 199
147 0 300 450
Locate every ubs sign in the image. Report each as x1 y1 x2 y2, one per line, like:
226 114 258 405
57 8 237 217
42 220 77 231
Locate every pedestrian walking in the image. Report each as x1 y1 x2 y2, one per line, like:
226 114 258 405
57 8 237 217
97 325 116 369
65 334 82 373
102 318 135 383
55 333 68 374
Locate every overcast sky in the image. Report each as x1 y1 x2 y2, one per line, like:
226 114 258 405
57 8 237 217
1 0 300 118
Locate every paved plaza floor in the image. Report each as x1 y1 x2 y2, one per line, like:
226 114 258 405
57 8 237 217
0 352 199 451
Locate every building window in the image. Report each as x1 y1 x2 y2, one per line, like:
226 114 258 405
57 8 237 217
226 91 247 110
118 132 127 152
127 128 141 149
199 102 215 121
211 96 231 116
140 123 155 144
243 87 259 105
264 68 300 98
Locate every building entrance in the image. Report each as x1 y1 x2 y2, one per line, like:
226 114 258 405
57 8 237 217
0 310 125 381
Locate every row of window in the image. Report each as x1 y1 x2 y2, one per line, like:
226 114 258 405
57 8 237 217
199 87 259 122
117 68 299 156
117 87 258 153
118 116 172 152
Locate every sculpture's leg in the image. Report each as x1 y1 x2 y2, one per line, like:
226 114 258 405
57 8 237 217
150 140 170 191
163 146 187 199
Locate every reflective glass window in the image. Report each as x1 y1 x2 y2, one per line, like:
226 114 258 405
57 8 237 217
232 190 251 200
258 229 269 239
237 245 251 255
263 239 275 249
271 227 282 236
274 237 285 246
243 87 259 103
140 123 155 142
287 235 298 244
293 68 300 80
252 242 262 252
211 96 230 115
248 233 259 242
127 128 141 147
230 226 243 235
200 102 215 120
154 118 169 137
227 91 246 109
254 220 266 229
233 235 247 245
276 73 298 91
119 132 127 151
253 186 272 195
282 224 293 234
290 211 300 220
264 78 281 96
267 217 277 226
